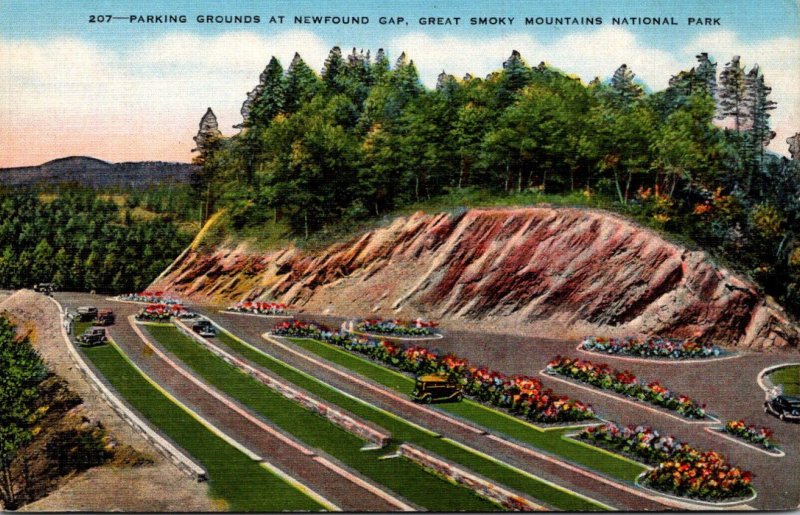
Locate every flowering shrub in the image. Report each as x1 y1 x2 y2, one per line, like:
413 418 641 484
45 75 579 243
581 336 721 359
135 303 196 321
227 301 289 315
723 420 777 450
580 422 754 501
120 291 179 305
357 318 438 337
274 321 594 424
546 356 707 419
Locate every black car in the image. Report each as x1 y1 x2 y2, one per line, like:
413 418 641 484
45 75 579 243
765 394 800 421
76 306 98 322
192 319 216 337
79 327 107 347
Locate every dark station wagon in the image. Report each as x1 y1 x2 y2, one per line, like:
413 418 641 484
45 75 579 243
411 374 463 404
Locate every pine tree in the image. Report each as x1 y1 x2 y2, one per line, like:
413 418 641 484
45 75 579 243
695 52 717 98
284 53 321 113
372 48 390 84
497 50 531 106
743 64 777 177
391 52 422 100
609 64 644 107
321 46 345 93
247 57 285 127
191 108 224 223
717 55 746 131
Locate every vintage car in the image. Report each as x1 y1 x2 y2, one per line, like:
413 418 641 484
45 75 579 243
33 282 57 295
192 319 216 337
96 309 115 326
765 394 800 421
78 327 107 347
76 306 98 322
411 374 463 404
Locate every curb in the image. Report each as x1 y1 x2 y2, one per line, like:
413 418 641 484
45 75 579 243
540 369 721 425
703 427 785 458
172 318 391 447
48 297 207 481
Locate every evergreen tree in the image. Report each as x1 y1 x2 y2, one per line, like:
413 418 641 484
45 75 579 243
321 46 345 93
695 52 717 98
284 53 321 113
609 64 644 107
718 55 746 131
192 108 224 223
247 57 286 127
497 50 531 106
372 48 390 84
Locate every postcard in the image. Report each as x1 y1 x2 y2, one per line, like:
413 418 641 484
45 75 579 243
0 0 798 512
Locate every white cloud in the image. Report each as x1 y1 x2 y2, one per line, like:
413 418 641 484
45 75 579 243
0 27 797 166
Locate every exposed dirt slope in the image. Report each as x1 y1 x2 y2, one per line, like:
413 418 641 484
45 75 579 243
0 290 215 512
152 207 799 350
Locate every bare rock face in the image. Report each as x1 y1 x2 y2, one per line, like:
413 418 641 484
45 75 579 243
152 207 799 350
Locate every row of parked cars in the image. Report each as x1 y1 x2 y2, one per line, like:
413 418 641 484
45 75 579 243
75 306 115 347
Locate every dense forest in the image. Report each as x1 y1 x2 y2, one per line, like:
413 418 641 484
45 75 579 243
191 46 800 317
0 187 197 293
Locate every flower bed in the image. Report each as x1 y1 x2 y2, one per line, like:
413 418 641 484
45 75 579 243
581 336 722 360
120 291 180 305
227 301 289 315
723 420 778 451
579 422 754 502
135 303 196 322
546 356 707 419
274 320 594 424
356 318 438 337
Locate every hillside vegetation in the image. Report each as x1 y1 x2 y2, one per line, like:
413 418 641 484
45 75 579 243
190 47 800 318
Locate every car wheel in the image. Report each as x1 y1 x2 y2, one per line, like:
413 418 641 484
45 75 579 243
455 393 463 401
764 404 769 413
424 395 432 404
779 413 786 421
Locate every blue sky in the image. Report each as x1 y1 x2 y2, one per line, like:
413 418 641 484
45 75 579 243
1 0 798 165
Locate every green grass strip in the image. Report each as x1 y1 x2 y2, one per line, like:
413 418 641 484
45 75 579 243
287 337 646 482
210 330 608 511
80 341 323 512
768 365 800 395
147 325 498 512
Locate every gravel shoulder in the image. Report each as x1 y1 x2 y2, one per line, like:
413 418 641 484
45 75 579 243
0 289 215 512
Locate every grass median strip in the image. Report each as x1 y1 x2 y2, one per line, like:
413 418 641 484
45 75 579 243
79 341 324 512
146 325 498 512
209 330 609 511
286 336 647 483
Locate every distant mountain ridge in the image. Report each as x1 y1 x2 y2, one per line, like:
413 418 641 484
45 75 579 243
0 156 196 188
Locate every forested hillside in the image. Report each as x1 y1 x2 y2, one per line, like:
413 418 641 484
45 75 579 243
0 189 196 293
191 47 800 317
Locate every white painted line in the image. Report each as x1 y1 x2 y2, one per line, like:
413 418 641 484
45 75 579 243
703 427 785 458
312 456 416 511
756 362 800 392
441 437 615 511
171 318 390 447
258 461 341 512
575 342 744 364
540 370 720 425
219 310 293 319
345 325 444 341
129 316 315 457
262 333 486 435
206 320 440 437
634 471 758 509
48 297 207 480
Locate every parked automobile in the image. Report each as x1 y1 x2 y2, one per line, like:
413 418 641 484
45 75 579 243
78 327 107 347
33 282 57 295
192 319 216 337
411 374 463 404
96 309 115 326
76 306 98 322
765 394 800 422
